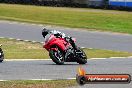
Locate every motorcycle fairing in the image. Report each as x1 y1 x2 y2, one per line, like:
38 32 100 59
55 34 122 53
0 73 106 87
44 37 68 51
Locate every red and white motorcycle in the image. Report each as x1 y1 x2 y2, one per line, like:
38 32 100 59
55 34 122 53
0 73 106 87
43 34 87 65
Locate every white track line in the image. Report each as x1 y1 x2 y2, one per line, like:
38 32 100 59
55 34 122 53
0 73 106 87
8 38 14 39
5 58 108 61
127 56 132 58
90 58 107 60
109 57 126 59
0 37 5 38
5 59 51 61
5 56 132 61
0 78 76 81
0 80 7 81
30 78 76 81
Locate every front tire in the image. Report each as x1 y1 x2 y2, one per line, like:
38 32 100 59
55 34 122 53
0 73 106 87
49 49 64 65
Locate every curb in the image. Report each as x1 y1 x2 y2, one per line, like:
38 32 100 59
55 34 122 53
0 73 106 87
0 20 43 27
0 37 43 44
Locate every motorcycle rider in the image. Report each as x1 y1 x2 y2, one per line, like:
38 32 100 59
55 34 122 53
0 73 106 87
42 28 77 50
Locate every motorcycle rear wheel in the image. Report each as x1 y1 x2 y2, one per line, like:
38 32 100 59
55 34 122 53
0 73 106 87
49 49 64 65
0 53 4 62
76 48 87 64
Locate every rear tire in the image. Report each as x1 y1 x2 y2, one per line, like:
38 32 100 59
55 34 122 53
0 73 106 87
0 51 4 63
0 60 3 62
49 49 64 65
0 54 4 62
76 48 87 64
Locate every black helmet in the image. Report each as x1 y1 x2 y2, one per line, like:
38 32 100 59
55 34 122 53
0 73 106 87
42 28 49 38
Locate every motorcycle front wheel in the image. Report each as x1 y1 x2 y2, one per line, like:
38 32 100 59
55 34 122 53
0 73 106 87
49 48 64 65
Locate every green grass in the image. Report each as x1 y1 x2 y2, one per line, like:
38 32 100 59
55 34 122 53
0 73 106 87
83 48 132 58
1 38 132 59
0 38 49 59
0 80 77 88
0 4 132 34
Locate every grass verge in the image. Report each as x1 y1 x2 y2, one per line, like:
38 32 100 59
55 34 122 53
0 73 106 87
0 80 76 88
0 38 132 59
0 4 132 34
